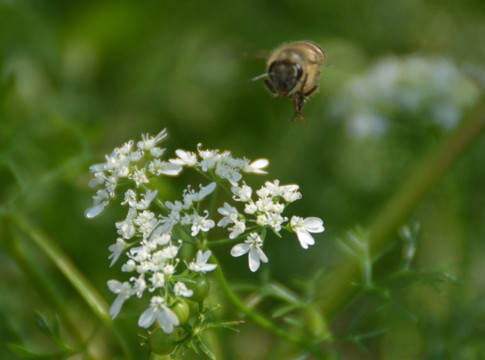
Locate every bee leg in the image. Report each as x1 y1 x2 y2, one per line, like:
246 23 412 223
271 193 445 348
302 85 319 97
293 93 307 122
264 79 277 94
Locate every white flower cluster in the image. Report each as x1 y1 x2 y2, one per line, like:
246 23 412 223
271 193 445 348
330 56 482 138
85 130 181 219
86 129 324 332
222 181 324 272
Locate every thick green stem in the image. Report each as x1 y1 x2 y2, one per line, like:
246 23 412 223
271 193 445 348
214 267 302 344
213 258 318 346
10 213 135 360
320 96 485 318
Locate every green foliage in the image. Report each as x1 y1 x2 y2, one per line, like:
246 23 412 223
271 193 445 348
2 0 485 359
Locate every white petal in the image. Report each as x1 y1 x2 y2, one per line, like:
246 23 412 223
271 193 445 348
198 250 212 263
296 230 315 249
201 263 217 272
303 217 325 233
107 279 122 293
246 158 269 174
89 163 106 173
109 295 126 319
84 203 107 219
200 182 216 197
230 243 249 257
161 163 183 176
248 249 261 272
256 247 268 263
88 177 104 188
138 308 157 328
158 308 179 333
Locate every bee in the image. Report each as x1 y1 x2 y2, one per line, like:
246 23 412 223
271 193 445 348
251 41 326 122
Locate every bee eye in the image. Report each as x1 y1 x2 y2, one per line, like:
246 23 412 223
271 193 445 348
294 63 303 80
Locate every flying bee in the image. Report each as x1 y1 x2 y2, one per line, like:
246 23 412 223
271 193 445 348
251 41 326 122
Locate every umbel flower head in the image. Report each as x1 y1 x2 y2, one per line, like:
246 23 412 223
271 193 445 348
86 129 324 333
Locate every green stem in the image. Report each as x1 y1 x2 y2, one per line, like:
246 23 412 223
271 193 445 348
207 237 238 247
321 96 485 318
213 258 311 346
10 212 134 360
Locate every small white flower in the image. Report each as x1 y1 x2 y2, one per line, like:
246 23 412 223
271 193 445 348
190 212 215 236
173 281 194 298
197 182 217 199
170 149 198 167
290 216 325 249
131 276 147 298
244 202 258 214
134 210 157 238
116 218 136 240
121 259 136 272
244 158 269 174
85 189 111 219
231 184 253 202
108 238 126 267
129 244 150 263
215 162 242 185
266 213 287 232
130 166 149 187
280 184 301 202
148 159 183 176
138 296 179 333
129 149 144 162
137 189 158 209
88 171 106 188
228 220 246 239
149 272 165 291
107 280 133 319
162 263 176 276
121 189 138 207
137 129 168 151
188 250 217 273
230 233 268 272
159 244 180 260
148 227 171 246
256 213 269 227
197 144 219 162
183 183 216 205
151 147 165 157
217 202 239 227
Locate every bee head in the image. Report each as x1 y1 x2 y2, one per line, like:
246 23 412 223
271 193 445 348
267 61 303 97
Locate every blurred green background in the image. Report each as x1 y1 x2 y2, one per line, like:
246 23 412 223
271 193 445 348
1 0 485 359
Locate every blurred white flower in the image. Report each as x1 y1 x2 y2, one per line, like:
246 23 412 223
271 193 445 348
330 56 482 138
138 296 179 333
173 281 194 298
188 250 217 273
108 238 126 267
107 280 133 319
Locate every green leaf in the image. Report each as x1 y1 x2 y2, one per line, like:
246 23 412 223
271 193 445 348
267 282 299 303
35 312 52 337
336 238 362 261
8 343 43 357
194 335 216 360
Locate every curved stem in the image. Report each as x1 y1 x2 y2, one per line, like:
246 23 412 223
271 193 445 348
213 257 312 346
